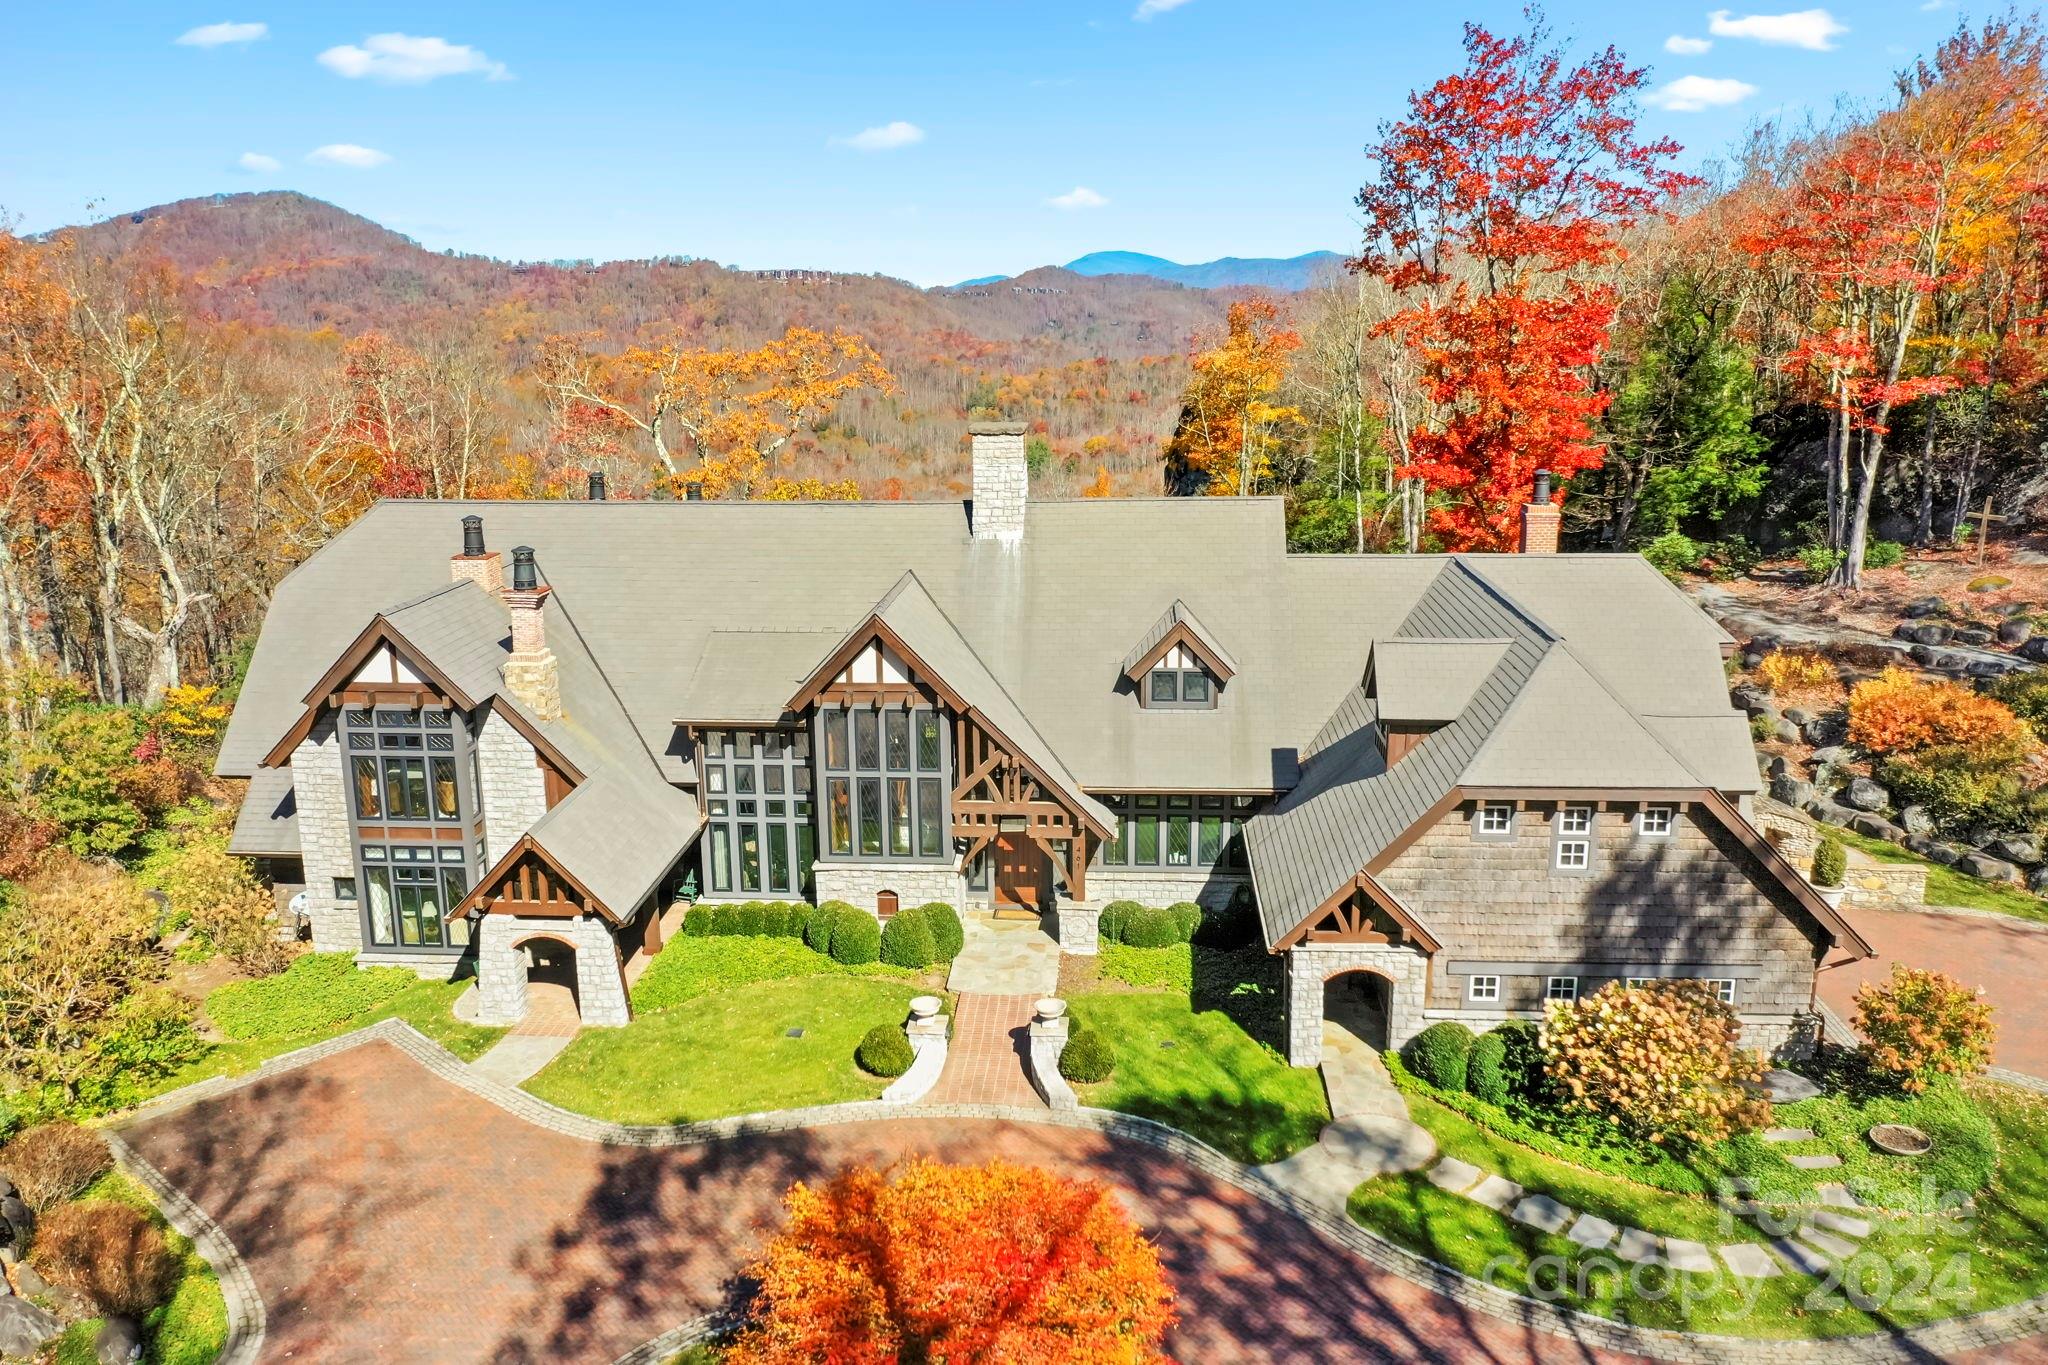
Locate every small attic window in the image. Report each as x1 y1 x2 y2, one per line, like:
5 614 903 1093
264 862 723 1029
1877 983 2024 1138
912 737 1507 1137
1122 600 1236 711
1148 663 1215 709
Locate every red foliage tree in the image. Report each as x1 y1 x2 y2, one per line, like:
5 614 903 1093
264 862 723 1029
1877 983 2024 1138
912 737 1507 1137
1353 14 1698 549
726 1157 1176 1364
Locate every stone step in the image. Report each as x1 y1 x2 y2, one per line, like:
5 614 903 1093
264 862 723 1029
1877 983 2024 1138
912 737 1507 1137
1663 1238 1716 1274
1613 1227 1663 1265
1810 1209 1872 1240
1718 1243 1783 1279
1566 1214 1618 1251
1798 1226 1861 1260
1787 1153 1843 1170
1425 1157 1485 1194
1509 1194 1574 1235
1763 1127 1817 1143
1464 1174 1523 1212
1772 1237 1833 1275
1816 1183 1865 1210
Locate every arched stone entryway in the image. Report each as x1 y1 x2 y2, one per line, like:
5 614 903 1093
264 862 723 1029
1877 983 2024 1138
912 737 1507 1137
474 913 633 1028
512 933 583 1036
1324 969 1392 1053
1284 943 1430 1067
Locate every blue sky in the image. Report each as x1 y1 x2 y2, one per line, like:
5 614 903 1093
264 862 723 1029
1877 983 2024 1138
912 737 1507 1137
1 2 1969 285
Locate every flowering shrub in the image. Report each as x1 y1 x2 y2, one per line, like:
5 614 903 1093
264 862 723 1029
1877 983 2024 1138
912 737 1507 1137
1853 964 1996 1093
1848 667 2032 755
1755 649 1835 696
727 1158 1175 1363
1542 980 1771 1146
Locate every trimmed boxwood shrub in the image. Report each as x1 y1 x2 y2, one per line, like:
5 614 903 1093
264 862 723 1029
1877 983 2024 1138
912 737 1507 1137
1402 1020 1476 1091
829 908 881 965
1465 1029 1509 1105
880 913 938 969
1167 902 1203 943
855 1023 915 1078
1490 1018 1548 1101
1098 900 1143 944
915 902 965 960
682 905 717 937
1058 1029 1115 1083
806 901 853 954
1121 904 1181 948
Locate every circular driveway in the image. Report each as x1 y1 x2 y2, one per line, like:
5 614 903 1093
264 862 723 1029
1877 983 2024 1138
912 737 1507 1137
118 1040 1640 1364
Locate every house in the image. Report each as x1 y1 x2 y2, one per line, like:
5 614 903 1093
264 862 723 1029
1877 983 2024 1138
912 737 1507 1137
220 422 1872 1056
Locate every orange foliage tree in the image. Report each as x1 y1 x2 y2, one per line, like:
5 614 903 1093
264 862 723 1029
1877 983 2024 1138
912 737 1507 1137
1846 666 2032 754
1162 298 1303 496
726 1158 1176 1364
1352 14 1698 549
537 326 894 497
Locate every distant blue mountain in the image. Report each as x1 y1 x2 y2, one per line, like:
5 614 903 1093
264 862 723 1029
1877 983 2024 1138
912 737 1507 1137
1063 250 1345 290
952 273 1008 288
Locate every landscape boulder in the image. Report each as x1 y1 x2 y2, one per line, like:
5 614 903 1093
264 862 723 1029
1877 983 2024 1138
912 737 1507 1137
1770 776 1815 808
1773 719 1802 744
1967 658 2018 679
1896 622 1952 647
1998 619 2034 646
1903 596 1948 618
1766 754 1796 780
1984 835 2043 866
1783 706 1815 726
1899 805 1937 837
1924 842 1965 866
1731 684 1777 719
2030 867 2048 895
1848 813 1905 841
8 1261 51 1299
1803 713 1848 746
1842 777 1892 813
1803 798 1858 828
0 1298 61 1359
1953 625 1994 647
2018 637 2048 664
1958 852 2021 883
95 1316 143 1365
1809 745 1858 771
0 1197 30 1250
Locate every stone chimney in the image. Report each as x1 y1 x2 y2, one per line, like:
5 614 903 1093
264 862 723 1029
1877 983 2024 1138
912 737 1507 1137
1520 470 1560 555
968 420 1028 544
587 470 607 501
450 515 503 593
501 546 562 721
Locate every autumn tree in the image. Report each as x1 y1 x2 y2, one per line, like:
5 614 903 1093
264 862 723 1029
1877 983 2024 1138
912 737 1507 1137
1352 14 1698 549
1162 297 1304 496
537 326 893 497
726 1158 1176 1364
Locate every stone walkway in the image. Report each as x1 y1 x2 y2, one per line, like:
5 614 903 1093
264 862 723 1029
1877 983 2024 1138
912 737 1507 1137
924 993 1043 1107
471 1033 576 1087
1260 1018 1438 1212
944 912 1061 995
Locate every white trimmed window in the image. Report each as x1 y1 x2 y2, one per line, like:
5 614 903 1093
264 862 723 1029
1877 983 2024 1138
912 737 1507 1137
1545 976 1578 1001
1704 978 1737 1005
1639 805 1675 837
1477 802 1514 836
1554 805 1593 869
1467 974 1501 1002
1626 976 1654 988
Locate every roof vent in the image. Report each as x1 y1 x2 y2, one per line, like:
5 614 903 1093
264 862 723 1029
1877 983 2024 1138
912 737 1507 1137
587 470 607 501
462 515 485 557
684 480 704 501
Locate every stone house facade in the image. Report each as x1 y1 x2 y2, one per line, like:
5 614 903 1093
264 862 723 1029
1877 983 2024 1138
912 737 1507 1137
223 426 1868 1047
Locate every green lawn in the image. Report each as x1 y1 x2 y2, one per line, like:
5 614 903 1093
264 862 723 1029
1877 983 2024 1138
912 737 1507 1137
50 1171 229 1365
629 934 919 1012
1349 1083 2048 1338
524 975 924 1123
1831 825 2048 923
1067 990 1330 1163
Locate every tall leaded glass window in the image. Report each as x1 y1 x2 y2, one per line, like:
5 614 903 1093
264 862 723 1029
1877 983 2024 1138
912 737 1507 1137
1096 794 1254 870
817 705 949 861
343 706 472 953
699 728 815 896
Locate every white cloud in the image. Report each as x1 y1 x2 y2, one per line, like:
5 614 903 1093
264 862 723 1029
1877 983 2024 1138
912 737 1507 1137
1048 186 1109 210
1707 9 1848 52
1664 35 1713 55
1920 0 1949 10
176 21 266 47
317 33 509 83
306 143 391 169
1134 0 1194 17
833 121 926 152
1644 74 1762 111
236 152 280 173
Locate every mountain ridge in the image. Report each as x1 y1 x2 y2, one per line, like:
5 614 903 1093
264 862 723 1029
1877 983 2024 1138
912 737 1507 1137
956 249 1346 292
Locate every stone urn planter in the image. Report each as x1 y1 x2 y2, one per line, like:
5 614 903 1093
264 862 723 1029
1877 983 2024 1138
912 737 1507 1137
1868 1123 1933 1156
1034 997 1067 1022
1813 883 1848 912
909 995 944 1020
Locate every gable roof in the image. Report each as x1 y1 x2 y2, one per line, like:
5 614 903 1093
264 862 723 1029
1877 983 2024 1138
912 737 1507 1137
1370 638 1510 725
1120 599 1239 682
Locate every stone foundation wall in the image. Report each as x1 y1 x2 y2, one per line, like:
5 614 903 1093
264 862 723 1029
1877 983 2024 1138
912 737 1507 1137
1284 942 1430 1067
355 952 464 981
292 715 360 954
474 913 631 1027
1087 868 1247 910
475 709 548 868
812 859 962 917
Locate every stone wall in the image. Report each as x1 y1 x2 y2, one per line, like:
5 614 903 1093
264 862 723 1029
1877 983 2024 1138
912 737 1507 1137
1841 855 1929 911
474 913 631 1027
1055 904 1100 956
1375 802 1827 1020
291 715 360 954
968 422 1027 543
1284 942 1431 1067
475 708 548 868
1087 867 1248 911
813 859 963 917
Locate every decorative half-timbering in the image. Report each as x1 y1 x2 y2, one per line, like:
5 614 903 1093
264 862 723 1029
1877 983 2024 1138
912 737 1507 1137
951 709 1092 901
459 834 604 920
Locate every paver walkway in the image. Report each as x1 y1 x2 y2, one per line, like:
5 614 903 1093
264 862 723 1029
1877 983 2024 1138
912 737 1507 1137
1816 902 2048 1080
118 1039 1654 1364
924 992 1043 1107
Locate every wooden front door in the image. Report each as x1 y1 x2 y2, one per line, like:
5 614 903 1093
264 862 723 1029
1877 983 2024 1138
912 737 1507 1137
992 833 1051 916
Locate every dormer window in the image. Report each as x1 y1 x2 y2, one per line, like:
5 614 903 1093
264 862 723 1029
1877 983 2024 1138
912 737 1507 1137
1148 663 1215 709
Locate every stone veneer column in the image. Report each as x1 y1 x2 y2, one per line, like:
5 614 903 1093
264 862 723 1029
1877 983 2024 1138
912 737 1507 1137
291 714 360 953
474 709 548 869
1054 904 1100 956
1284 942 1431 1068
968 421 1028 544
474 913 632 1028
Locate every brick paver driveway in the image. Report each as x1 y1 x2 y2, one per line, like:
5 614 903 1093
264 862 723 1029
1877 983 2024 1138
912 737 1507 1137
1817 904 2048 1080
120 1040 1639 1364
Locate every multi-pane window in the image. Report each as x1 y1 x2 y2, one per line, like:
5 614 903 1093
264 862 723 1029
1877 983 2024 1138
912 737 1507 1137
1639 805 1675 837
1553 805 1594 871
1468 975 1501 1002
344 706 471 953
817 707 948 862
1704 978 1737 1005
1146 665 1216 709
1476 802 1514 837
700 729 816 896
1545 976 1579 1001
1098 795 1253 869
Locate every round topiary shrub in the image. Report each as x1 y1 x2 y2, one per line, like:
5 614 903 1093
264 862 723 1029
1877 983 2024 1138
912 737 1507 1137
915 902 964 960
0 1122 112 1212
855 1023 915 1078
709 903 742 935
29 1201 178 1318
1058 1028 1115 1083
1167 902 1203 944
753 903 786 937
682 905 716 937
1466 1030 1509 1105
1098 900 1144 944
1811 837 1847 889
830 908 881 965
880 913 938 969
1490 1018 1548 1101
1122 905 1180 948
738 902 772 936
807 902 855 954
1402 1020 1477 1091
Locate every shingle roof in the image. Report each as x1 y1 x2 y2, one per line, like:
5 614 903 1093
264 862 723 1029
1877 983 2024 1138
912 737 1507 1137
228 765 298 857
1370 639 1510 724
675 630 841 724
1119 599 1240 679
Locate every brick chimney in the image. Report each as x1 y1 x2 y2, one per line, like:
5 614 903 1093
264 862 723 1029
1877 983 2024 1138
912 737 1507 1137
450 515 503 593
501 546 562 721
1519 470 1560 555
968 420 1028 543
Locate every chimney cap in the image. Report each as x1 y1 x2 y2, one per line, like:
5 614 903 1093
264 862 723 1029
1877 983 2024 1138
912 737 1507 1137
587 470 607 501
510 544 537 592
460 515 485 558
967 420 1029 437
684 480 704 501
1532 469 1553 503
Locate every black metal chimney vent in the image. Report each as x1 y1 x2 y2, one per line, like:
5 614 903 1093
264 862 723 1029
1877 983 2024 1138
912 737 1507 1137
684 481 704 501
461 515 485 557
1533 469 1552 503
511 545 537 592
588 471 607 501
